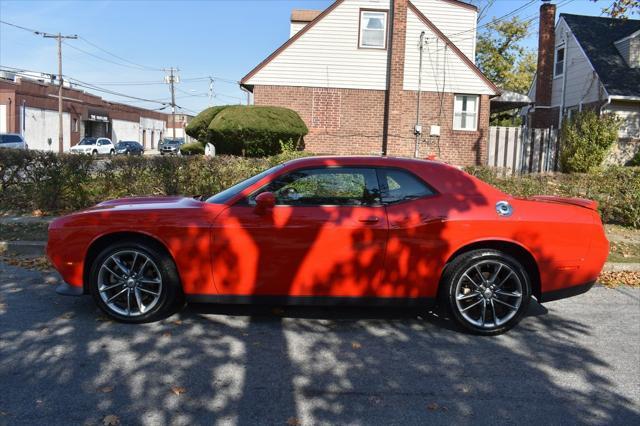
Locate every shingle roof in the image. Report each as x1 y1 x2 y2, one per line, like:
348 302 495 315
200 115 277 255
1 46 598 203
290 9 322 23
561 13 640 97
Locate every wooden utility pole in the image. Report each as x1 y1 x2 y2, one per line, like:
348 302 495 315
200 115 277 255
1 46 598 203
42 32 77 153
164 68 179 140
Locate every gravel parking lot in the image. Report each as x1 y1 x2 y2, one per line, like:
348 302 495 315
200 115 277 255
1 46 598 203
0 261 639 426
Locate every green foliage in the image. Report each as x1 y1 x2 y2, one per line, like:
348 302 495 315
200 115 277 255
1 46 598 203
476 17 537 94
596 0 639 18
466 166 640 228
0 149 310 214
184 105 228 142
187 105 308 157
180 142 205 156
630 150 640 166
559 110 620 173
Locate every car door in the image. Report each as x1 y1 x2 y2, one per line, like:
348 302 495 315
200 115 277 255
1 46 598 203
211 167 389 299
379 168 446 299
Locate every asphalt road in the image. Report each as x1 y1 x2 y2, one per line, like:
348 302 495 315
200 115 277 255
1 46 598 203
0 262 639 426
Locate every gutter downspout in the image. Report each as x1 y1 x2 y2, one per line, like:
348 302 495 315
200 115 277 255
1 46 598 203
558 29 569 128
381 0 395 156
414 31 425 158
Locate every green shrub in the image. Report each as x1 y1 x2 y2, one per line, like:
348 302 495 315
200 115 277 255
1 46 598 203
184 105 228 142
187 105 308 157
630 150 640 167
0 149 310 214
559 110 620 173
180 142 205 156
466 166 640 228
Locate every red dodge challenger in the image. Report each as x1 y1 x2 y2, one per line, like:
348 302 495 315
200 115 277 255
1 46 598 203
47 156 609 334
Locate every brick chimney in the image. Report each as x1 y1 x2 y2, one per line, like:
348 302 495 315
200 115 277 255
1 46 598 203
383 0 409 155
531 1 556 127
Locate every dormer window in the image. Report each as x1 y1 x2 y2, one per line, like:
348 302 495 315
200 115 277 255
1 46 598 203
359 10 387 49
554 45 565 77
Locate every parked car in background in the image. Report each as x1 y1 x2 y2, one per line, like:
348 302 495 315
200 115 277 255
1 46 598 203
115 141 144 156
70 137 115 156
47 156 609 334
159 139 183 155
0 133 28 150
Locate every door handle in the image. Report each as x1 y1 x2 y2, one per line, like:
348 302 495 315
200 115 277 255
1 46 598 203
358 216 380 224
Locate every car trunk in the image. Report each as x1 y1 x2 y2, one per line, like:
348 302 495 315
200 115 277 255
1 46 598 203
523 195 598 211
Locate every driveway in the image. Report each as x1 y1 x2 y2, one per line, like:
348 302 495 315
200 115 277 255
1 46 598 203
0 262 639 426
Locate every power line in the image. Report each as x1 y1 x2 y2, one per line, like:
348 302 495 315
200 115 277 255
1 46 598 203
78 36 163 71
1 19 163 73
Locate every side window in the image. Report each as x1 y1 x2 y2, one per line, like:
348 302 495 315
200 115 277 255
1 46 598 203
378 169 434 204
254 168 380 206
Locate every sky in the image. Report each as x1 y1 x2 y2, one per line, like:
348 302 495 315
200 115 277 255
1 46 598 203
0 0 608 115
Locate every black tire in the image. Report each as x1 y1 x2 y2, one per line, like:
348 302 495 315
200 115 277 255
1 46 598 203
440 249 531 335
110 149 115 156
89 240 182 323
92 150 98 156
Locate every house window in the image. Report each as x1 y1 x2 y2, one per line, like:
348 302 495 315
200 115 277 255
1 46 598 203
453 95 479 131
359 10 387 49
554 45 565 77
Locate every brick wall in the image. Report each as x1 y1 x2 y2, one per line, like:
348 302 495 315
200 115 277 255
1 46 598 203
253 85 489 165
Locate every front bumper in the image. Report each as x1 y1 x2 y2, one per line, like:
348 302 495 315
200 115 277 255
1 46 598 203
539 280 595 303
56 281 85 296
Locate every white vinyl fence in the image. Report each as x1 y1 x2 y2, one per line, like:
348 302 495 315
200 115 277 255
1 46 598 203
487 126 559 174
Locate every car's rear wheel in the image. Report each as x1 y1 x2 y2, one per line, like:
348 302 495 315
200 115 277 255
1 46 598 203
109 149 115 156
89 241 182 323
441 249 531 335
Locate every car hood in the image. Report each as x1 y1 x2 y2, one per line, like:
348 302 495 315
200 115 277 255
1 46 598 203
90 196 202 211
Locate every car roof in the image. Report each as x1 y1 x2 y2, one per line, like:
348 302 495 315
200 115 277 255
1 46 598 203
279 155 503 198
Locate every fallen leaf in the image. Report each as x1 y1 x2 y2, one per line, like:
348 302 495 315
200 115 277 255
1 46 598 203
351 342 362 349
173 320 183 326
286 417 302 426
427 403 439 411
162 332 172 338
171 386 186 395
96 315 111 322
98 386 113 393
60 312 74 320
102 414 120 426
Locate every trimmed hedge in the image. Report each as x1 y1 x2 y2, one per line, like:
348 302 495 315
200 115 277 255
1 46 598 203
184 105 228 142
466 166 640 228
1 149 636 228
185 105 308 157
0 149 311 214
180 142 205 156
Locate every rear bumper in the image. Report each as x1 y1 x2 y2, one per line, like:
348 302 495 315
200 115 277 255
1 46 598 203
539 280 595 303
56 281 85 297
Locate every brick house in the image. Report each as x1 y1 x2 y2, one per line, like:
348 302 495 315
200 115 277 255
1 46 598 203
527 3 640 162
240 0 499 166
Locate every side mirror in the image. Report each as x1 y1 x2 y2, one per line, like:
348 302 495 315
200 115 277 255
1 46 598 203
254 191 276 213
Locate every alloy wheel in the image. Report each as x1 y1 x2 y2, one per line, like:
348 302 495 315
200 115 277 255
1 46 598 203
454 260 523 329
97 250 163 317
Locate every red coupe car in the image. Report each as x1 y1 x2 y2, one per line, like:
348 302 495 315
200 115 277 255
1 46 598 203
47 156 609 334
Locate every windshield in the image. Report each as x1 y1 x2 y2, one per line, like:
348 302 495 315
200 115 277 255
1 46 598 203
116 142 133 148
207 165 283 204
79 138 97 145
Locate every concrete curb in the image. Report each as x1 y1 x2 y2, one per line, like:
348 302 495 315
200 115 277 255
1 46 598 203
603 262 640 272
1 239 640 274
0 240 46 256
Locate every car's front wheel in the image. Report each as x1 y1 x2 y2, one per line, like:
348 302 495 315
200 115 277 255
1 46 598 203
89 241 182 323
441 249 531 335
